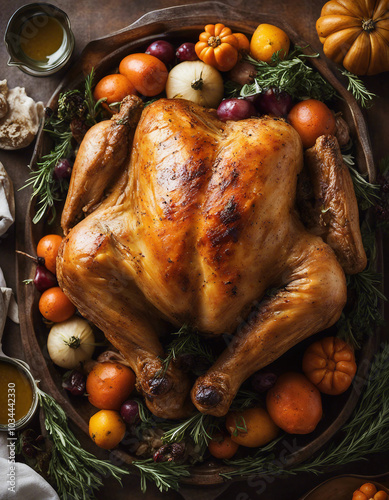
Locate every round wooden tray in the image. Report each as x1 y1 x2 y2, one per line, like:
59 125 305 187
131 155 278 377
17 1 381 486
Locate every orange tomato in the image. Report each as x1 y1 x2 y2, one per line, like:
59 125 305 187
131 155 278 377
266 372 322 434
226 407 279 447
37 234 63 275
250 23 290 63
287 99 336 148
86 362 136 410
208 433 239 459
89 410 126 449
38 287 76 322
119 53 168 96
93 74 137 112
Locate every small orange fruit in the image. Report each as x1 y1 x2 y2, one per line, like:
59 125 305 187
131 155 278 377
93 74 137 112
266 372 322 434
89 410 126 449
288 99 336 148
38 286 76 322
37 234 63 274
250 23 290 63
226 407 279 447
119 53 168 96
86 362 136 410
208 433 239 459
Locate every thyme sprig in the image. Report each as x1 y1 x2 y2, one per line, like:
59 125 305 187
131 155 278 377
37 387 128 500
227 47 337 102
341 70 376 108
132 459 190 493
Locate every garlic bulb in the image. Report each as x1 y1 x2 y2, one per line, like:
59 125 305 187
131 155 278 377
166 61 224 108
47 316 95 369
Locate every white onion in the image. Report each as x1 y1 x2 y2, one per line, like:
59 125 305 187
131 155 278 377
166 61 224 108
47 316 95 369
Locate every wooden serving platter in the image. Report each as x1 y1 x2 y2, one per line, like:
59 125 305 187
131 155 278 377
17 1 381 486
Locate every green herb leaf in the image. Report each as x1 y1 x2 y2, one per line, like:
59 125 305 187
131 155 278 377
340 70 376 108
132 459 190 493
232 47 337 101
161 412 218 457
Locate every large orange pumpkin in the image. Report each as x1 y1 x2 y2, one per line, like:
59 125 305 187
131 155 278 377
316 0 389 75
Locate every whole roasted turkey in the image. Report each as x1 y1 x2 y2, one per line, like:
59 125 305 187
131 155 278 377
57 95 366 418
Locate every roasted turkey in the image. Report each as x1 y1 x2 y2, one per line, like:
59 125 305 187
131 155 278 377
57 96 366 418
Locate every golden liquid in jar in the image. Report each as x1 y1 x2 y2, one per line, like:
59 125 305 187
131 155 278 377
0 360 33 425
19 15 64 62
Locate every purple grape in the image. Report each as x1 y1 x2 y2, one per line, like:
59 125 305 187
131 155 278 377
120 400 140 425
176 42 198 62
251 371 277 393
217 98 257 122
145 40 175 66
62 370 86 396
255 87 293 117
54 158 72 180
33 264 57 292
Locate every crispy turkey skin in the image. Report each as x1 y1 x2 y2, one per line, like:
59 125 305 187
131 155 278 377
57 96 366 418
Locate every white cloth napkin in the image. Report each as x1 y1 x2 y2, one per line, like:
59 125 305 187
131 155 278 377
0 161 15 236
0 434 59 500
0 162 59 500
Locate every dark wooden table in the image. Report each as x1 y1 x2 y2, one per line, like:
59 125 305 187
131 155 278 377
1 1 389 499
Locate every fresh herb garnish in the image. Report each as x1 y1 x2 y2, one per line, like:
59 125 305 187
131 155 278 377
342 153 380 210
340 70 376 108
23 130 73 224
157 324 215 376
228 47 337 102
37 387 128 500
132 459 190 493
161 412 218 457
336 220 385 347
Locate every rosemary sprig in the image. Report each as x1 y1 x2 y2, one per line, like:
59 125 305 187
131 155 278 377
131 459 190 493
231 47 336 101
23 130 73 224
336 221 385 347
220 434 285 478
342 153 380 210
161 412 218 456
37 387 128 500
341 70 376 108
158 324 215 376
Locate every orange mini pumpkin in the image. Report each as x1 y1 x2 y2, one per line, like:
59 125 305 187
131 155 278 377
316 0 389 75
352 482 389 500
195 23 240 72
302 336 357 395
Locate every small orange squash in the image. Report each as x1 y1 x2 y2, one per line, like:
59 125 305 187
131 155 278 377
352 482 389 500
316 0 389 75
302 337 357 395
195 23 240 72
